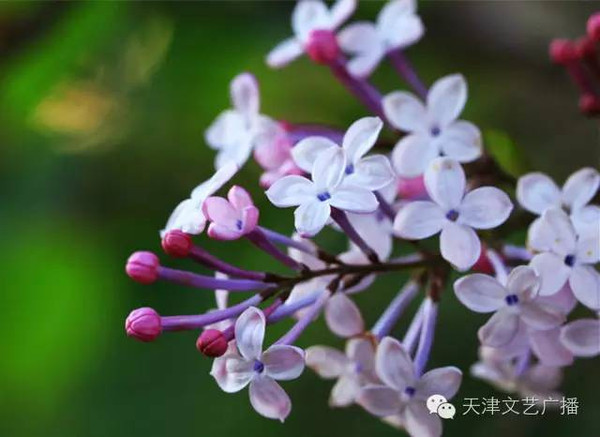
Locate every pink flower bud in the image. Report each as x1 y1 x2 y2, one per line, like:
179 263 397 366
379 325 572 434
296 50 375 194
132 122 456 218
579 94 600 115
397 175 428 200
472 246 494 275
126 251 160 284
162 230 192 258
125 307 162 342
549 39 577 64
306 30 340 64
196 329 228 357
574 36 595 59
587 12 600 41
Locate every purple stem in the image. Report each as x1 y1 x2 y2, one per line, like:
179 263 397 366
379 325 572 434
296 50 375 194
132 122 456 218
258 226 317 256
413 298 438 377
188 245 266 281
285 123 345 144
486 249 508 285
387 49 428 99
403 301 424 355
502 244 532 262
246 228 303 271
330 208 379 262
274 290 330 345
158 266 271 291
268 290 324 323
161 294 263 331
375 191 396 221
372 281 419 340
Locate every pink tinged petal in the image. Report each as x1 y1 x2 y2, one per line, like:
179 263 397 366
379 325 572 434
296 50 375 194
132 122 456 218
416 366 462 400
424 157 466 210
393 201 444 239
453 274 507 313
292 136 338 173
207 223 243 241
294 200 331 237
241 206 260 234
569 265 600 310
440 222 481 272
266 38 304 68
439 120 482 163
403 403 443 437
478 309 520 347
312 146 346 190
375 337 416 390
382 91 428 132
329 375 360 407
227 185 254 210
266 175 316 207
203 197 240 227
356 385 402 417
347 154 395 191
191 161 239 200
516 172 561 215
560 319 600 357
525 364 562 392
305 346 348 378
346 337 376 374
382 15 424 49
561 167 600 210
529 253 571 296
506 266 540 300
427 74 467 127
325 293 365 338
230 73 259 116
459 187 513 229
329 0 357 29
248 376 291 422
538 283 577 315
519 302 565 330
235 307 265 360
218 355 254 393
329 185 379 213
392 134 438 177
576 236 600 264
529 328 574 367
342 116 383 162
292 0 330 41
262 345 305 381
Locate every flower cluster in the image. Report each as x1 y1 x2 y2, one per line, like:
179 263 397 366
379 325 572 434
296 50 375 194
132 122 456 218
124 2 599 435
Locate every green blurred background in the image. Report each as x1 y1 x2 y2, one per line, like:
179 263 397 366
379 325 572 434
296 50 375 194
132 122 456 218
0 1 598 436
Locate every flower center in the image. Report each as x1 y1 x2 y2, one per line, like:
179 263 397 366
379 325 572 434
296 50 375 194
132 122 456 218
564 254 576 267
354 362 363 374
404 386 416 397
236 219 243 230
505 294 519 306
317 191 331 202
345 164 355 175
431 126 441 137
253 360 265 374
446 209 460 222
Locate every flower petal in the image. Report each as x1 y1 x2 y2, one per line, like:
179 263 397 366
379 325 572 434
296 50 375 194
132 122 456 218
424 157 465 210
346 154 395 191
345 50 386 79
392 134 438 177
439 120 482 162
561 167 600 210
205 110 246 150
262 345 305 381
529 252 571 297
338 21 379 52
571 204 600 238
427 74 467 127
416 366 462 400
382 15 424 49
393 201 444 239
266 175 315 207
305 346 348 378
329 374 361 407
342 116 383 162
529 328 574 367
356 385 402 417
294 200 331 237
346 337 376 374
516 172 561 215
161 198 206 237
576 236 600 264
211 354 253 393
478 309 520 347
382 91 428 132
235 307 265 360
292 0 330 41
249 376 291 422
203 196 239 227
453 273 506 313
530 208 577 255
440 222 481 272
266 38 304 68
403 402 443 437
506 266 540 300
329 0 357 29
292 136 338 172
207 223 243 241
227 185 254 210
519 302 565 330
459 187 513 229
312 146 346 190
569 265 600 310
375 336 415 390
324 293 364 338
230 73 259 116
329 185 379 213
560 319 600 357
191 161 239 200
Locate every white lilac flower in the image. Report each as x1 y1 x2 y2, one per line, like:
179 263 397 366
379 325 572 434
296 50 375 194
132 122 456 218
517 167 600 237
454 266 565 347
560 318 600 358
338 0 424 77
266 0 356 68
306 337 378 407
266 146 379 237
394 157 512 271
357 337 462 437
528 208 600 309
210 307 305 422
383 74 482 177
205 73 280 169
292 116 396 191
160 161 238 238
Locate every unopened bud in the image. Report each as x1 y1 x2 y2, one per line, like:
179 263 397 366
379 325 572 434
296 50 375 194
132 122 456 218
306 30 340 64
162 230 192 257
472 247 494 275
579 93 600 115
125 307 162 342
587 12 600 41
196 329 229 357
549 39 577 64
126 251 160 284
574 37 596 59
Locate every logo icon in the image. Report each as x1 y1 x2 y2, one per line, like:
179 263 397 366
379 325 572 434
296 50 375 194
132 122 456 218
427 394 456 420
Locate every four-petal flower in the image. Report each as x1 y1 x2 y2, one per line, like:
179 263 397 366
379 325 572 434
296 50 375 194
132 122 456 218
203 185 260 240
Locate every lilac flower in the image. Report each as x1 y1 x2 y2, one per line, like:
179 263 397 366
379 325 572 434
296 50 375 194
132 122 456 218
203 185 260 240
324 293 365 338
454 266 565 347
160 161 238 237
266 0 356 68
528 208 600 309
357 337 462 437
306 337 378 407
205 73 279 169
338 0 424 77
292 116 395 191
394 158 512 271
253 128 303 188
383 74 482 177
560 318 600 358
266 146 379 237
211 307 305 422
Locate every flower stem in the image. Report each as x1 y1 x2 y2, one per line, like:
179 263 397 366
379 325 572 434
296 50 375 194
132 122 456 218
274 290 330 345
413 298 438 377
387 49 428 99
158 266 272 291
246 228 304 271
330 208 379 263
403 301 425 355
372 281 419 340
284 123 345 144
188 245 266 281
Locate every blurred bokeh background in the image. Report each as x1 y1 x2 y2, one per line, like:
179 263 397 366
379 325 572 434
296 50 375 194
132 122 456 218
0 1 598 436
